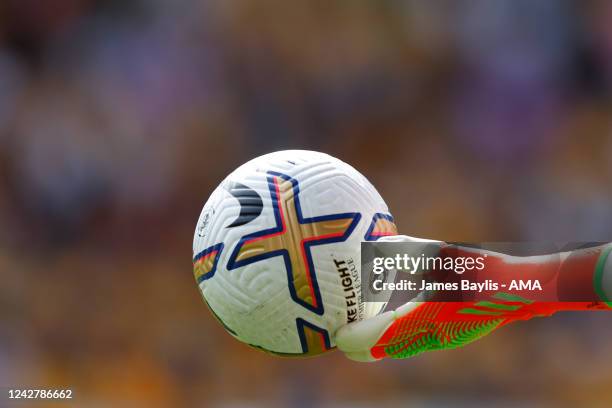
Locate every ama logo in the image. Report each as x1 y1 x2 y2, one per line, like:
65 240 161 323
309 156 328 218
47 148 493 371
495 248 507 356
509 280 543 291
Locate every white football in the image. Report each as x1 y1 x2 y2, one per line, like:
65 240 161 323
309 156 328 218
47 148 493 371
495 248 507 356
193 150 396 357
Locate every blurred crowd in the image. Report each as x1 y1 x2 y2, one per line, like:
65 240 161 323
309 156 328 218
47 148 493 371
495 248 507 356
1 1 612 407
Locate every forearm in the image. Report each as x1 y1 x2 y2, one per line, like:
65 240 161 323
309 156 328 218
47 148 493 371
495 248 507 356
436 243 612 307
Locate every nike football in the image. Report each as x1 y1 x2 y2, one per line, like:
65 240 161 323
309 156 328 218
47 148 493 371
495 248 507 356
193 150 396 356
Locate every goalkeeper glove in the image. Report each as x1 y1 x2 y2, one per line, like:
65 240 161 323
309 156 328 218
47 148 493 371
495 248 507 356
336 236 612 362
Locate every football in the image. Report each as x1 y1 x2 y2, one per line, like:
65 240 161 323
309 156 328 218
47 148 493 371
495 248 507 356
193 150 397 356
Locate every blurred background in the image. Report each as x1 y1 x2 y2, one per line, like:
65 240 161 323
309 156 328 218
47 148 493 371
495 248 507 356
1 0 612 406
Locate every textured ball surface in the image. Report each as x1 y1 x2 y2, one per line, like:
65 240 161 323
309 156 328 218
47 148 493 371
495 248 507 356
193 150 396 356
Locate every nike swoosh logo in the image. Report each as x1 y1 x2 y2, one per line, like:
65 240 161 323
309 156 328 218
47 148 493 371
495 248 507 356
225 182 263 228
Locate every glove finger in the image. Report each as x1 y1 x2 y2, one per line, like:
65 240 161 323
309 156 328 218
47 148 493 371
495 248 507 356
336 303 422 357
